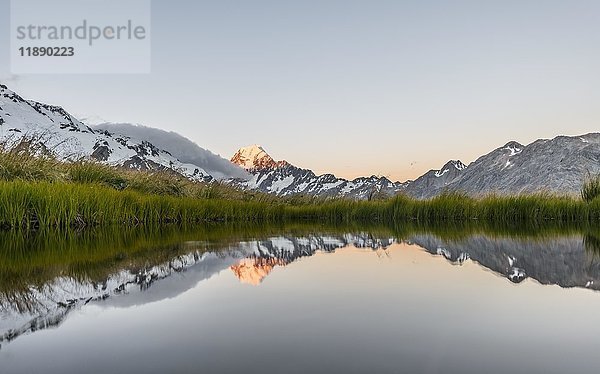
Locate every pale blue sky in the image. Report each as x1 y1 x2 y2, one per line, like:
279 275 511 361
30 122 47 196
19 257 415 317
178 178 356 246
1 0 599 181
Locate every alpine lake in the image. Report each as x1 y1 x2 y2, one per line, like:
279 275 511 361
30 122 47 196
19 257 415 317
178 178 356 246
1 222 600 374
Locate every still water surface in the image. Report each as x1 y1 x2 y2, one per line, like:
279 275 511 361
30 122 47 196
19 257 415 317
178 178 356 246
1 225 600 373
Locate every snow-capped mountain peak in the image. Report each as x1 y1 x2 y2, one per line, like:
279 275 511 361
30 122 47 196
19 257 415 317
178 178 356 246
403 159 468 197
438 160 467 175
435 160 467 177
237 144 268 161
502 141 524 156
231 144 285 170
0 84 213 182
451 160 467 170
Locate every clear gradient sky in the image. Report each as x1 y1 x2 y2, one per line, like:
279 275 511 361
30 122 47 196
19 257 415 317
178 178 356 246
1 0 599 181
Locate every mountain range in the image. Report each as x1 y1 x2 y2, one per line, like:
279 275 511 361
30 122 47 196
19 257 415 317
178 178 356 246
229 135 600 199
1 83 599 199
421 136 600 199
230 144 406 199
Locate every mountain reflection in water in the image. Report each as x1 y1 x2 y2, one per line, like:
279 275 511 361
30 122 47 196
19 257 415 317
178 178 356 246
1 224 600 348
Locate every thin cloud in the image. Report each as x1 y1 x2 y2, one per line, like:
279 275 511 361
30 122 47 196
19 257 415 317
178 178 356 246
93 123 250 180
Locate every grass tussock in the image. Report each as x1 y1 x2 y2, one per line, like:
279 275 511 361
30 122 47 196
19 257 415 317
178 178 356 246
389 192 600 224
0 141 61 182
1 179 600 230
582 174 600 203
68 161 127 189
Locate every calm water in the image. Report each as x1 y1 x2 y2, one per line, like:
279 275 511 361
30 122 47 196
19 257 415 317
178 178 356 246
1 225 600 373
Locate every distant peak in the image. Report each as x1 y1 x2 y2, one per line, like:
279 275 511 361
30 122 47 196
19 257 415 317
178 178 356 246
238 144 265 153
439 160 467 171
231 144 280 170
435 160 467 177
445 160 467 170
0 83 17 97
233 144 269 158
502 141 523 156
503 141 524 149
230 258 288 286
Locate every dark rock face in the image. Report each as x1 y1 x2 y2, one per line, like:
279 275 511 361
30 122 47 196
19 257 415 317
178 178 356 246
406 134 600 199
459 135 600 197
91 141 111 161
403 160 467 198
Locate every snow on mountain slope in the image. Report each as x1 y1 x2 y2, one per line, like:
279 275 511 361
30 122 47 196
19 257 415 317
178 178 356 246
0 84 212 181
230 144 406 199
93 123 250 180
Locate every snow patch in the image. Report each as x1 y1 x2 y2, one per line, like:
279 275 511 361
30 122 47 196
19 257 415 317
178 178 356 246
270 175 295 193
436 247 451 259
504 145 522 156
453 161 467 170
507 255 516 267
321 180 344 190
269 237 296 253
435 169 449 178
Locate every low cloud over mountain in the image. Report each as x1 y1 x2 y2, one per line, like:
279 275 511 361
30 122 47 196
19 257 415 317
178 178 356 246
93 123 250 180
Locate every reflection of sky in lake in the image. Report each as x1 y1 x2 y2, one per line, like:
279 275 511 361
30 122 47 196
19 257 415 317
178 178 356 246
2 241 600 374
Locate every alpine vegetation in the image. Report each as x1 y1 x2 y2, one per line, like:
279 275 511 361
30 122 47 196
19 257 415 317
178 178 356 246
581 174 600 203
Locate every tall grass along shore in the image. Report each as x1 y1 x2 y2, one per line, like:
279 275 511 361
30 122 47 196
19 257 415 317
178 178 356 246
1 145 600 229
